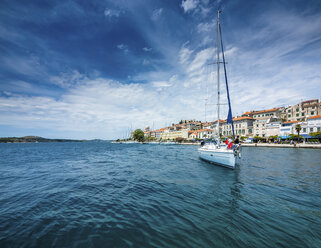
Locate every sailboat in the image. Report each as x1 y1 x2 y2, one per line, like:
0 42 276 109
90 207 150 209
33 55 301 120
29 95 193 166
198 10 240 169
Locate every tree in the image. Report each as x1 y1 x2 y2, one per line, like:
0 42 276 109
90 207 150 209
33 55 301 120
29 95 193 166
295 124 302 142
133 129 145 142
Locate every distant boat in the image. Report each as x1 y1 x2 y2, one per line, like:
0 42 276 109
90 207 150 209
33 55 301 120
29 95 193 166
198 10 240 169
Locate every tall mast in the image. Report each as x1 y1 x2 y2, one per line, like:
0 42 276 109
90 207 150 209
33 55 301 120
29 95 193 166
216 10 221 139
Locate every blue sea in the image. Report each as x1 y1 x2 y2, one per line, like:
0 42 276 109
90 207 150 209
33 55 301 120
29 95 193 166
0 142 320 247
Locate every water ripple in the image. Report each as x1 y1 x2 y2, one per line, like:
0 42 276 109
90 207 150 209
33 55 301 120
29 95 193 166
0 143 320 247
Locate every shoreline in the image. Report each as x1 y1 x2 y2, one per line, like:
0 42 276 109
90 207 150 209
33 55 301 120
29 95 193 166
113 141 321 149
241 143 321 149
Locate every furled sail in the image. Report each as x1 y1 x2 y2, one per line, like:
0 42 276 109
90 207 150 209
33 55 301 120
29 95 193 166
219 23 235 139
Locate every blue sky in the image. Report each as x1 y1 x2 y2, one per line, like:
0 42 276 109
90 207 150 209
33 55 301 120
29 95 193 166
0 0 321 139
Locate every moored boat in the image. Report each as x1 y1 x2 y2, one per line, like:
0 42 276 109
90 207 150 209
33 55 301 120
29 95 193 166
198 10 241 169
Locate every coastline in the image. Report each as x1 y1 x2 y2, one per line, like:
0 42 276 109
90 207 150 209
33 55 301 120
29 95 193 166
114 141 321 149
241 143 321 149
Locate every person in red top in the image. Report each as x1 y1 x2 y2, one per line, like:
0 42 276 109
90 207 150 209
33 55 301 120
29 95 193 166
228 142 233 149
225 138 228 145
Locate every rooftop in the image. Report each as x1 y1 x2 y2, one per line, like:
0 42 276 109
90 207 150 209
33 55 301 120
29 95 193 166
308 115 321 120
253 108 279 115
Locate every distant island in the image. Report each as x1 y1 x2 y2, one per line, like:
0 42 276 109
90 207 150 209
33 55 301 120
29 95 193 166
0 136 86 143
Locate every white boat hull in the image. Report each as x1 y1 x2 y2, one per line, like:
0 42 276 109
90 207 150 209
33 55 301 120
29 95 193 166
198 146 237 169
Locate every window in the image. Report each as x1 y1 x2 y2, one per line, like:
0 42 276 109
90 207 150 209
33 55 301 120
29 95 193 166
262 124 265 127
254 115 256 118
242 129 245 134
311 111 315 115
288 114 291 118
258 115 260 117
288 110 291 113
249 129 252 133
296 113 299 117
303 128 306 132
301 113 305 116
318 127 321 132
262 134 265 137
296 108 299 112
310 128 313 132
256 124 259 127
262 114 264 117
312 106 315 109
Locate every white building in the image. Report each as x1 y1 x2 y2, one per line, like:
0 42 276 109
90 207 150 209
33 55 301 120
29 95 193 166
307 115 321 134
197 129 214 139
266 118 282 137
279 121 298 137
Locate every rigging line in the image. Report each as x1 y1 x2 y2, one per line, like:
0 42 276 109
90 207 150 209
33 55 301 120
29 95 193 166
219 20 235 139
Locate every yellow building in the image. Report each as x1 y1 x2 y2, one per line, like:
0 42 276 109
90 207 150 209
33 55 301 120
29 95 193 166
160 129 188 140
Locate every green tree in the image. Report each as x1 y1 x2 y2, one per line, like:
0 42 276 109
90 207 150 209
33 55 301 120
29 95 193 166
133 129 145 142
295 124 302 142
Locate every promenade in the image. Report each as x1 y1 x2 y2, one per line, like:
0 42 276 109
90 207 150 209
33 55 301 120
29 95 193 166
242 143 321 149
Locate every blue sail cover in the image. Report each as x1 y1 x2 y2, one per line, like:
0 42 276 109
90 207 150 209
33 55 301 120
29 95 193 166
219 23 235 139
227 109 233 124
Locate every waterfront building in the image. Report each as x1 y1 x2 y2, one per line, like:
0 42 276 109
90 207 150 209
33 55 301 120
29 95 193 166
232 116 254 137
221 117 254 137
252 108 280 120
279 121 299 138
188 131 198 140
252 108 281 137
300 121 309 137
241 111 255 117
307 115 321 133
279 121 308 138
196 129 213 139
266 117 282 137
210 120 224 136
284 99 321 122
154 128 165 140
160 129 188 140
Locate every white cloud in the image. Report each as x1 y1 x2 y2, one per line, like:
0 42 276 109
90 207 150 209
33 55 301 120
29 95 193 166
142 59 150 65
197 21 215 33
50 70 85 88
152 8 163 20
181 0 199 13
179 42 194 64
0 75 205 139
117 44 129 53
1 4 321 139
143 47 152 52
104 8 121 18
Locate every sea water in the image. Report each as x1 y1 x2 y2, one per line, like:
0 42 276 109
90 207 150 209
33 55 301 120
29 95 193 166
0 142 320 247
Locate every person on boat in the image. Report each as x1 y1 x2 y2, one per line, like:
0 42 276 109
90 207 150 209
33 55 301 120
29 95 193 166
227 138 233 149
225 137 228 145
233 136 240 150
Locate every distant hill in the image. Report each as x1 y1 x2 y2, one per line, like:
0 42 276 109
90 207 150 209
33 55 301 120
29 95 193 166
0 136 85 143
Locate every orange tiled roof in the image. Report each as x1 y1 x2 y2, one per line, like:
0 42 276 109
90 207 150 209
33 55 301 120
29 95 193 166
213 119 225 123
284 121 299 124
253 108 279 115
308 115 321 120
242 111 254 115
233 116 254 121
196 129 213 132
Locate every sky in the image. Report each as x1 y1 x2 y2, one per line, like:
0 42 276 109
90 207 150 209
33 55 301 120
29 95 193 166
0 0 321 139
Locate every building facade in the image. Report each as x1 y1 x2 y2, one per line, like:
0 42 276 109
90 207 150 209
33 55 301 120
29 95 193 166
284 99 321 122
307 115 321 133
160 129 188 140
